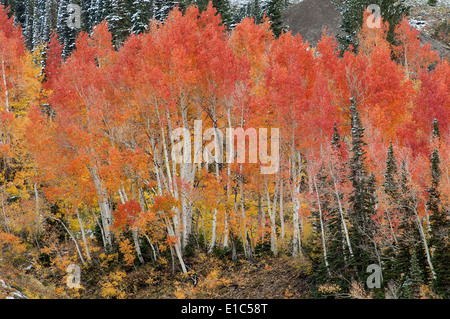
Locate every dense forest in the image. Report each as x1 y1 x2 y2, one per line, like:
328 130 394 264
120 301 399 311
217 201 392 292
0 0 448 299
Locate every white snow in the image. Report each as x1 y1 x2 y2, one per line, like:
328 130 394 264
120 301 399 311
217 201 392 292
0 278 29 299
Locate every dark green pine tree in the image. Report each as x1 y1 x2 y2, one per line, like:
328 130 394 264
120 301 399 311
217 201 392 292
42 0 57 43
130 0 152 34
408 249 423 298
154 0 176 22
427 120 449 298
326 124 352 289
333 0 410 51
397 160 432 285
308 165 331 284
380 141 400 285
234 0 264 25
21 1 34 49
212 0 233 29
347 97 378 282
89 0 113 29
78 0 93 33
32 0 43 49
107 0 133 47
432 118 440 140
383 142 398 201
179 0 208 14
264 0 285 37
57 0 80 58
101 0 112 21
0 0 24 21
331 122 342 150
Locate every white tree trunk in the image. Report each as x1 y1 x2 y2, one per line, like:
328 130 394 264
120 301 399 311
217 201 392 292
413 198 436 279
2 60 9 113
332 178 353 258
89 165 113 250
265 180 278 257
313 178 330 275
166 214 187 274
75 207 91 261
279 179 285 239
209 207 218 253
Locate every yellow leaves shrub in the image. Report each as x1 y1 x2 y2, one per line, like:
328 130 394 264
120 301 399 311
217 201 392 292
174 266 232 299
318 283 342 296
349 281 373 299
99 252 118 268
119 238 135 266
100 271 127 299
291 256 313 276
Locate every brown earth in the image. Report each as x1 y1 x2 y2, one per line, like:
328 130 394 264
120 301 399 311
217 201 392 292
283 0 343 46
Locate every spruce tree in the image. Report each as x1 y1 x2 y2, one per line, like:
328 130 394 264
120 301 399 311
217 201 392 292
107 0 132 47
409 249 423 298
23 1 34 49
427 120 449 298
347 97 378 281
32 0 42 50
333 0 410 50
265 0 285 37
331 122 342 150
383 142 398 201
212 0 233 29
57 0 79 58
234 0 265 25
432 118 440 140
380 142 400 284
397 160 432 285
326 124 352 289
393 160 413 281
130 0 151 34
154 0 176 22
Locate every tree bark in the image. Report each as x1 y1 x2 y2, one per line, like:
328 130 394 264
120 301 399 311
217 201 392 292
75 207 91 261
89 165 113 250
313 178 330 276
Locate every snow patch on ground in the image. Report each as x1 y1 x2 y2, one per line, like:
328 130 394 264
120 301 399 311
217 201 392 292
406 0 449 6
0 279 29 299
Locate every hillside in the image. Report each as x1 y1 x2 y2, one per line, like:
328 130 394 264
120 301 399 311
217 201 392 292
0 1 448 301
282 0 450 59
283 0 343 45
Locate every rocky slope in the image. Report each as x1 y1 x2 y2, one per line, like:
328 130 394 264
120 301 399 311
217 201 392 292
282 0 450 59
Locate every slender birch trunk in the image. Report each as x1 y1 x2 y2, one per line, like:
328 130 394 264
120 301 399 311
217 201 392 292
291 151 303 257
48 215 85 265
209 208 218 253
327 153 354 258
91 207 106 251
89 165 113 250
313 178 330 276
279 179 285 239
413 194 436 279
75 207 91 261
166 215 187 274
265 179 278 257
2 60 9 113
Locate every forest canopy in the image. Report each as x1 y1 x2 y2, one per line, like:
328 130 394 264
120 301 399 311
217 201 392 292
0 1 448 299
